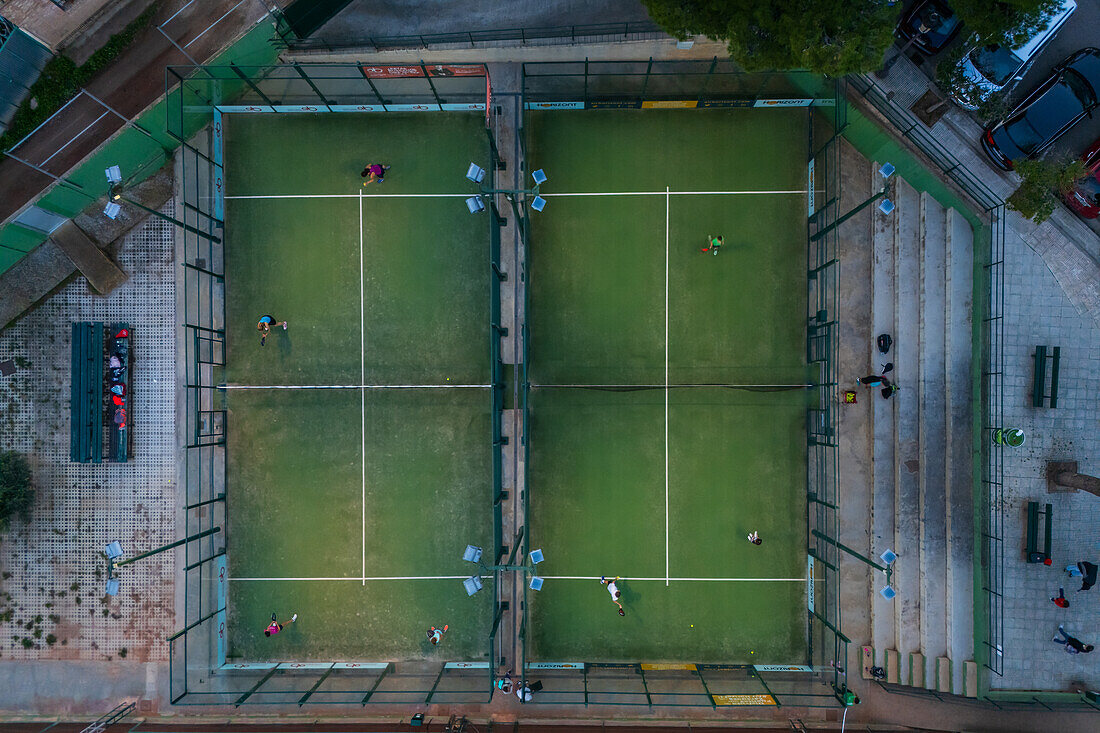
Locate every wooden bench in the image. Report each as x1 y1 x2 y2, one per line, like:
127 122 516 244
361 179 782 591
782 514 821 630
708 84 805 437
1032 346 1060 408
70 322 103 463
1025 501 1052 563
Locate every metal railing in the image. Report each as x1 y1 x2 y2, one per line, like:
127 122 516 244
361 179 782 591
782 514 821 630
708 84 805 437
287 21 669 53
846 72 1006 684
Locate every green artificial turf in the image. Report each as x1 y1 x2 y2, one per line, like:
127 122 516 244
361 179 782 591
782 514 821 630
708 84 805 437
221 113 493 661
525 109 811 663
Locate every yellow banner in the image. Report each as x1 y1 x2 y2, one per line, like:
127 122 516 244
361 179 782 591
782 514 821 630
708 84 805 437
712 694 777 706
640 663 697 671
641 100 697 109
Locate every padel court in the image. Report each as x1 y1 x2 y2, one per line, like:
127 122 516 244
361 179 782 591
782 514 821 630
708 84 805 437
524 109 812 664
221 113 494 661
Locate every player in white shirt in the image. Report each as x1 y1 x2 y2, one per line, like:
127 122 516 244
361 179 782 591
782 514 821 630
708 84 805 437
600 576 625 616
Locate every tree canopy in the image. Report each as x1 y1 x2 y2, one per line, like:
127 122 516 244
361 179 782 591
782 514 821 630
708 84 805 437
641 0 900 76
642 0 1062 76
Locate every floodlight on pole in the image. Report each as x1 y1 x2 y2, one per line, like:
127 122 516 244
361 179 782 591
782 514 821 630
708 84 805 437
104 163 222 243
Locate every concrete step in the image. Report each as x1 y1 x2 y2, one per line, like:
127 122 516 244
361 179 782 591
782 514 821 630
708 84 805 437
869 161 897 658
917 192 949 684
49 221 128 295
892 177 922 684
945 208 976 694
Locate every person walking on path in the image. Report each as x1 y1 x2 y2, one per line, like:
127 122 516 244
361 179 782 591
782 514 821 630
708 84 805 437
265 612 297 637
1052 588 1070 608
1053 626 1094 654
747 531 762 545
495 670 513 694
257 314 287 346
601 576 625 615
1076 561 1098 591
701 235 723 255
858 374 889 387
362 162 391 185
427 624 449 645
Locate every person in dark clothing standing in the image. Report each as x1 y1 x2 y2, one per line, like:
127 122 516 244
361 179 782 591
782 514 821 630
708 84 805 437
1076 561 1098 591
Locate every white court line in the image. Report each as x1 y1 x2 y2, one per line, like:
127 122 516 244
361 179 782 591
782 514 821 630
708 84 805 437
223 193 473 199
231 575 492 582
219 384 492 389
359 188 366 586
538 576 807 582
224 190 809 200
664 185 670 588
229 575 801 582
540 190 809 197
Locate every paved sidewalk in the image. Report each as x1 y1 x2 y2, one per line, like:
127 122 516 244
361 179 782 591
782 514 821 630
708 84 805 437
0 0 268 226
865 55 1100 329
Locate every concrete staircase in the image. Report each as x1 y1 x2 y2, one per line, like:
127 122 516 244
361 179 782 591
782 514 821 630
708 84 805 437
866 171 976 696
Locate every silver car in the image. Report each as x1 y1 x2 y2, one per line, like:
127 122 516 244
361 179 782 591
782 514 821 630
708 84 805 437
952 0 1076 110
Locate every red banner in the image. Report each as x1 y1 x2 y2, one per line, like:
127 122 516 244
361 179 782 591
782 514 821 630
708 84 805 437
359 64 485 79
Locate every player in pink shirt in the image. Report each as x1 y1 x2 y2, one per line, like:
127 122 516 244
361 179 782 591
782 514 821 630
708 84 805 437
264 611 297 637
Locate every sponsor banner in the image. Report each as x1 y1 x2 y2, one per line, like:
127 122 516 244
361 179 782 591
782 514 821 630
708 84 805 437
589 662 639 669
754 98 814 107
212 109 224 220
698 663 750 671
360 64 424 78
216 105 273 113
525 101 584 110
334 662 389 669
697 99 754 108
754 664 813 673
587 99 640 109
426 64 485 77
641 100 698 109
387 103 441 112
641 663 697 671
272 105 325 113
441 103 486 111
445 661 490 669
807 555 815 612
215 608 227 667
222 662 278 670
278 662 333 670
807 160 814 217
811 98 836 106
329 104 385 112
528 662 585 669
713 694 777 706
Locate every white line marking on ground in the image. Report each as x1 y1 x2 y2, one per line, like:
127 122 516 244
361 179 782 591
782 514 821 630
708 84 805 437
664 185 670 588
540 190 809 197
360 188 366 586
183 0 248 49
223 193 472 199
224 191 810 200
230 576 492 582
539 576 808 582
218 384 492 389
40 110 110 166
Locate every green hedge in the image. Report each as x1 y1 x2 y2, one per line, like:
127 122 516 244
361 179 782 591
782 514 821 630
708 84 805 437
0 5 156 151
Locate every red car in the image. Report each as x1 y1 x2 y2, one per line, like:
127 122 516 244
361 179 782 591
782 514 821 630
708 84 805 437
1064 137 1100 219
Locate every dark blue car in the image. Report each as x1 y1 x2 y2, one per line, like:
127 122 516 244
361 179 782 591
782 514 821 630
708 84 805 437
981 48 1100 170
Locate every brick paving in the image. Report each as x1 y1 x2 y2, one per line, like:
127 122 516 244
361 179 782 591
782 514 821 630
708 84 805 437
994 226 1100 691
0 206 176 663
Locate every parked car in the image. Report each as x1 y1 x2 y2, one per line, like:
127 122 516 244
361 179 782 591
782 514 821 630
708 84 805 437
980 47 1100 170
1063 136 1100 218
951 0 1077 110
896 0 964 56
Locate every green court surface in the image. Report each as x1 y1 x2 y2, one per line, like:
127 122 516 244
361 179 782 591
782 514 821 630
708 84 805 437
525 109 811 663
221 113 493 661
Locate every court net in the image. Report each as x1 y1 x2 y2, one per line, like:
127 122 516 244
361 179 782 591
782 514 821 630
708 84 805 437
529 383 812 393
219 383 492 390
